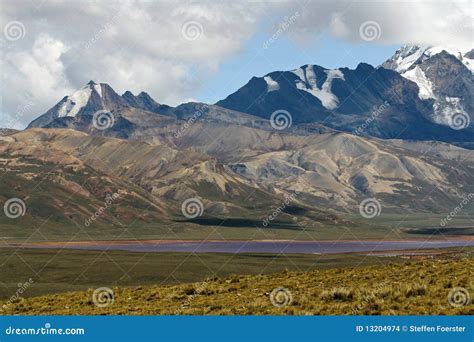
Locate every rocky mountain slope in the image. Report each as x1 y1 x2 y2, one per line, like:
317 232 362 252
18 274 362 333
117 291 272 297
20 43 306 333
27 44 474 146
7 45 474 229
382 45 473 130
27 81 130 128
216 49 473 144
228 131 474 213
1 125 472 230
0 129 339 227
0 130 169 228
382 45 474 73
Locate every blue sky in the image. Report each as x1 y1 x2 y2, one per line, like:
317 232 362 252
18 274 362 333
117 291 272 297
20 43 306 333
197 31 399 104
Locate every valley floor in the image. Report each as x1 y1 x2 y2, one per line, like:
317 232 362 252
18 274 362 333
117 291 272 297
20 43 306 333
1 251 472 315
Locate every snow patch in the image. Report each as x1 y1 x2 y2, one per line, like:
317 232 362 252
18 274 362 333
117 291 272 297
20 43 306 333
392 45 430 73
460 54 474 74
263 76 280 92
403 66 435 100
433 97 469 126
93 83 102 98
291 67 305 81
292 65 344 110
57 85 93 118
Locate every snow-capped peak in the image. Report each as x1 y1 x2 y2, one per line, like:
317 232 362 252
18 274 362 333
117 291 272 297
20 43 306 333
57 81 102 118
382 45 474 74
383 45 473 128
88 80 102 98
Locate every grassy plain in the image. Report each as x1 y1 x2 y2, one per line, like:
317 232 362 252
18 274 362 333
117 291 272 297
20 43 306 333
0 247 412 299
1 255 472 315
1 213 472 243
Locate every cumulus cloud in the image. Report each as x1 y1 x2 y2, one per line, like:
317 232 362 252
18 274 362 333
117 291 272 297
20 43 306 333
281 0 472 48
2 33 71 128
1 0 266 127
0 0 472 128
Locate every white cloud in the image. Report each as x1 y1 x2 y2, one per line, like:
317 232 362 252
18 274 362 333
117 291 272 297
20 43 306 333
0 0 472 128
280 0 472 48
2 33 72 128
1 0 266 127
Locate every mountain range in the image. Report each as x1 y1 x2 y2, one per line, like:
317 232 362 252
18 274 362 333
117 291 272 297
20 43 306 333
2 45 473 229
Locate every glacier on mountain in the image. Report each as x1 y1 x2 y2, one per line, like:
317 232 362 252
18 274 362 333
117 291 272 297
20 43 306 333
291 65 345 110
57 81 102 118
